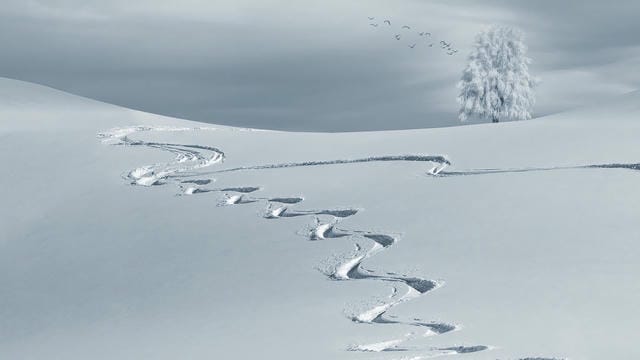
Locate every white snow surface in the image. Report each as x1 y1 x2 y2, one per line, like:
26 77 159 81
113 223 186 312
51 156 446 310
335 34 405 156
2 77 640 360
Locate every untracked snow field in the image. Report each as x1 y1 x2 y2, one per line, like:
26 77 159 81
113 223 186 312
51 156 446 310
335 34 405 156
1 77 640 359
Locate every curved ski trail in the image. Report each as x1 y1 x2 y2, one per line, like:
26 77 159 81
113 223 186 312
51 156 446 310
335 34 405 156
99 125 572 359
98 126 224 186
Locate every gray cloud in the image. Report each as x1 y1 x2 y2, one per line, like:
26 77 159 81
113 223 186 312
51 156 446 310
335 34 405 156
0 0 638 131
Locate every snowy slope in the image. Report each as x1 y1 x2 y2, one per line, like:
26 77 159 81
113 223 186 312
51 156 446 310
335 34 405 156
1 77 639 360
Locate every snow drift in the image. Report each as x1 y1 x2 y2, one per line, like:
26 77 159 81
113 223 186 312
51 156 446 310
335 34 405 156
2 77 640 360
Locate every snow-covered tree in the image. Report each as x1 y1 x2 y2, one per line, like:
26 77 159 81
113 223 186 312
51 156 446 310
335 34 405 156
457 25 538 123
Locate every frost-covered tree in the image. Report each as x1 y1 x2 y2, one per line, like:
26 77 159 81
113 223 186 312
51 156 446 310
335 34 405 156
457 25 537 123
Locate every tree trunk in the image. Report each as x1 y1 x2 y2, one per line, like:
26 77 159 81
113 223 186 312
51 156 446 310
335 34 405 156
492 116 499 123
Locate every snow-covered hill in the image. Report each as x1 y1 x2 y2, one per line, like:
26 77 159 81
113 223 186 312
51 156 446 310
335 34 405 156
2 77 639 360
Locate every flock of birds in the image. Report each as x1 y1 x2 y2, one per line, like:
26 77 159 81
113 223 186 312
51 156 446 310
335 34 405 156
367 17 458 55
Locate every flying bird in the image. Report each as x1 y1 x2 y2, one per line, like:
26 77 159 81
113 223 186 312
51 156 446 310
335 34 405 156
418 32 425 36
440 41 452 49
428 43 433 47
384 20 391 25
369 23 378 27
395 34 401 40
425 32 432 36
408 43 416 48
368 16 375 20
402 25 411 29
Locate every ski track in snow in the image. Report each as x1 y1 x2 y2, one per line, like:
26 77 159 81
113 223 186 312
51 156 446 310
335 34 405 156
184 154 452 177
98 126 224 186
99 125 577 359
436 163 640 177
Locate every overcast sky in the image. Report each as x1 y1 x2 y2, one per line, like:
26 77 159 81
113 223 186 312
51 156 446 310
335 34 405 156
1 0 639 131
